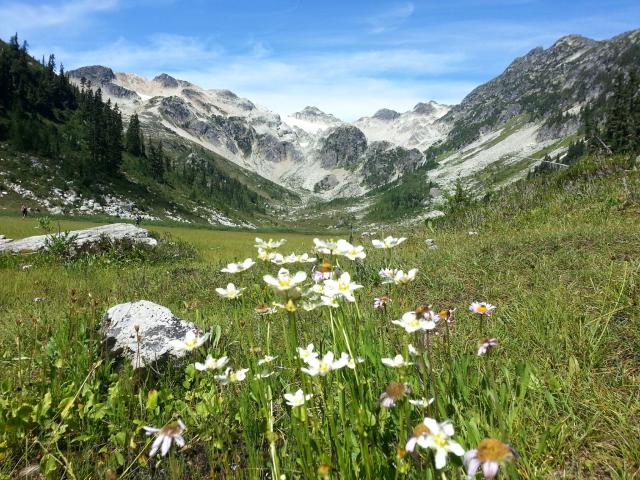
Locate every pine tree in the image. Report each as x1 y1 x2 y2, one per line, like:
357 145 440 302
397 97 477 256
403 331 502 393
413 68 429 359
125 113 145 156
147 140 165 180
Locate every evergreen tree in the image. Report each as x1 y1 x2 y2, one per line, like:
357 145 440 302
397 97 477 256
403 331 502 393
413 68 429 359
147 140 165 180
125 113 145 156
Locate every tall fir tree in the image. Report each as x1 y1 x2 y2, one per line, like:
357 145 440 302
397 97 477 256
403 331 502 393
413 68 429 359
125 113 145 157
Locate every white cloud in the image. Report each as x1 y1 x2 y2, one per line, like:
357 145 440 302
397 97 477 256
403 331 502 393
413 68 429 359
48 32 474 120
51 34 222 72
0 0 119 37
366 2 415 34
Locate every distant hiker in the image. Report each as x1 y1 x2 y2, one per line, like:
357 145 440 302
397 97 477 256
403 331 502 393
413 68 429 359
21 205 28 218
135 215 142 226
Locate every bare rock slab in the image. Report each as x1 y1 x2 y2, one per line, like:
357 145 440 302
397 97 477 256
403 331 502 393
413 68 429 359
101 300 202 369
0 223 157 253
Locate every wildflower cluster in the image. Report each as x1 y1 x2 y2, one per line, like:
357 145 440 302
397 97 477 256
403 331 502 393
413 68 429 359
137 234 515 478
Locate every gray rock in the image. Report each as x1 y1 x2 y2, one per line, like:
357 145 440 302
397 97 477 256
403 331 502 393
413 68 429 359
314 174 339 192
361 142 424 187
372 108 400 121
68 65 116 84
291 106 342 125
67 66 140 101
317 125 368 168
413 102 438 115
159 96 195 125
153 73 180 89
442 30 639 144
101 300 204 368
0 223 157 253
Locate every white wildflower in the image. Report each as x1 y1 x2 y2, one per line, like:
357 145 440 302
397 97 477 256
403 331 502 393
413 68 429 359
143 420 186 457
221 258 255 273
215 283 245 299
195 355 228 371
284 389 313 407
372 236 407 249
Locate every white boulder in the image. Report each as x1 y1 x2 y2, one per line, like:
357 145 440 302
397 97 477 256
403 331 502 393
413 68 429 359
101 300 204 368
0 223 157 253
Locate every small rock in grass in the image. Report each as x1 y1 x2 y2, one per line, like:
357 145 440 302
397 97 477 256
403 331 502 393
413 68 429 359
101 300 203 369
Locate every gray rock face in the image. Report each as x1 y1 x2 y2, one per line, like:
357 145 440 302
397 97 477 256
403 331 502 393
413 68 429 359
159 96 195 125
67 66 140 101
373 108 400 121
106 84 140 100
0 223 157 253
153 73 180 88
442 29 640 144
101 301 203 368
291 106 342 125
68 65 116 84
413 102 438 115
317 125 368 168
362 142 424 187
314 174 339 192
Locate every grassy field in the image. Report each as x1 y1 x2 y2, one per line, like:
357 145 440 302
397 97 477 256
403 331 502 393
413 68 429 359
0 155 639 479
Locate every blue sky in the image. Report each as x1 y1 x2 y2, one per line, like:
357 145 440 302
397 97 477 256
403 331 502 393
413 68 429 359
1 0 638 120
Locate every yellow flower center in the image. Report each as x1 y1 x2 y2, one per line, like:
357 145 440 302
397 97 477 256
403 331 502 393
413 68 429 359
432 433 448 449
319 362 331 374
477 438 514 462
285 299 297 312
477 305 488 313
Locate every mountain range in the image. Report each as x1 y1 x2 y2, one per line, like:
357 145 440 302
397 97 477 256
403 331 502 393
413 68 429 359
68 29 639 201
2 28 639 228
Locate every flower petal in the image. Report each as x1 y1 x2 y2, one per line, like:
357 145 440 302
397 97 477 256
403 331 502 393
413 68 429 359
483 461 499 479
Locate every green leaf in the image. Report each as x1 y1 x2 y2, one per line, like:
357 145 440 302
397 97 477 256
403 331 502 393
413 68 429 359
114 450 125 466
40 454 58 476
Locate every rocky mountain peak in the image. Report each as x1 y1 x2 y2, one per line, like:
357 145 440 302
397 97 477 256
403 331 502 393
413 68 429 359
292 106 341 123
68 65 115 85
551 34 597 51
413 101 440 115
153 73 180 88
372 108 400 121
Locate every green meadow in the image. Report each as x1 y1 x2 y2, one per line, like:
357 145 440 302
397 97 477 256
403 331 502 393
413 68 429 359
1 155 639 479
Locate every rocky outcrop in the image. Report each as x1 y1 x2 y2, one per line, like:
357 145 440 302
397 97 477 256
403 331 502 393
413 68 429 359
153 73 180 89
314 174 339 192
159 96 196 125
441 30 640 146
413 102 439 115
291 106 342 125
317 125 368 168
68 65 116 84
67 66 140 101
0 223 157 253
362 142 424 187
101 300 204 368
372 109 400 121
